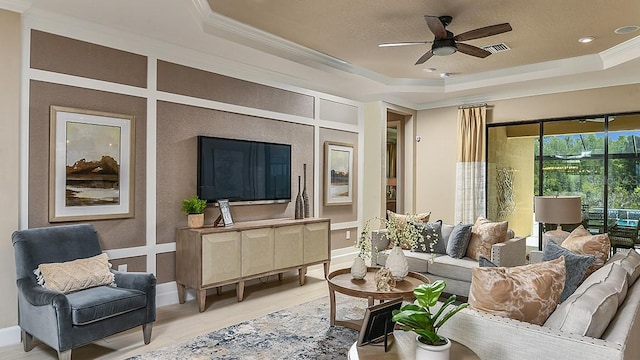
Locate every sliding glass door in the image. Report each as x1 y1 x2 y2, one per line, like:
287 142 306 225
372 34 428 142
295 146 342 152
487 112 640 249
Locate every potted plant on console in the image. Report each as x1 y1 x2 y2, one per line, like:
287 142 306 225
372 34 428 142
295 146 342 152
392 280 468 360
181 195 207 228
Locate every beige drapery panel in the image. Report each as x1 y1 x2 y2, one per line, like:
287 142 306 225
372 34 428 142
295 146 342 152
455 106 487 224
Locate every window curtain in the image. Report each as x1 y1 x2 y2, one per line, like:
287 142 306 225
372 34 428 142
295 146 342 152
455 106 487 224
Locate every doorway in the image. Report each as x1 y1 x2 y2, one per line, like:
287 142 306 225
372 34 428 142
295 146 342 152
387 115 403 215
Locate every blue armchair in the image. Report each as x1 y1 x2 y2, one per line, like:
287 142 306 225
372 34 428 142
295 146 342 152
12 224 156 360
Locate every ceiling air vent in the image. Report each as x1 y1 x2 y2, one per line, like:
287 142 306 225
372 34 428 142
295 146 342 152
482 43 511 54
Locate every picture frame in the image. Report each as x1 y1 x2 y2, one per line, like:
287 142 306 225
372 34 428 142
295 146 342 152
218 199 234 226
324 141 354 205
49 106 135 222
357 298 403 350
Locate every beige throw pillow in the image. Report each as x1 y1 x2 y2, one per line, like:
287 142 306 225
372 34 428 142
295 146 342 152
469 257 566 325
466 217 508 261
607 249 640 285
561 225 610 277
34 253 115 294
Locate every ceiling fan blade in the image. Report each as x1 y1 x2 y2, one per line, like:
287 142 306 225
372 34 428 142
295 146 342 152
415 50 434 65
454 23 512 41
378 41 433 48
425 16 447 38
457 43 491 58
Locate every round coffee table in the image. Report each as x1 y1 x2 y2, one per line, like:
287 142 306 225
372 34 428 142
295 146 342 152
348 331 480 360
327 267 429 330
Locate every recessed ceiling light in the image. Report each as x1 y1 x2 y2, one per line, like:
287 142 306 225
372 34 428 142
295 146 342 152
422 68 437 72
615 25 640 34
578 36 595 44
440 72 450 78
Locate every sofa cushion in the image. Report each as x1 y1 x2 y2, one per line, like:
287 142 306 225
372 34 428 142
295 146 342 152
446 223 473 259
466 217 508 261
386 210 431 249
544 263 628 338
469 257 565 325
66 285 147 325
440 223 455 246
607 249 640 285
412 220 444 253
561 225 610 277
34 253 115 294
543 239 596 302
429 255 477 282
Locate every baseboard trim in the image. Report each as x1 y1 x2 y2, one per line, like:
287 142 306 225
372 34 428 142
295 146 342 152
0 251 358 346
0 325 21 347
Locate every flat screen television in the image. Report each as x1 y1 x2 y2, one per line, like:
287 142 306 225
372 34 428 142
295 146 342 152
197 136 292 204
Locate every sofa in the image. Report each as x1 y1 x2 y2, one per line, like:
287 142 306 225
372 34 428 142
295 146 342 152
370 222 527 297
438 247 640 360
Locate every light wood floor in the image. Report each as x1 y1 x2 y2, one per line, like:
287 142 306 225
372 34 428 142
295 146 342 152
0 257 353 360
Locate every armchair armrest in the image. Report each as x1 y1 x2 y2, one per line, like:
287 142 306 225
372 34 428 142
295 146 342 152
529 250 543 264
370 230 390 267
112 270 156 292
16 277 70 309
491 236 526 267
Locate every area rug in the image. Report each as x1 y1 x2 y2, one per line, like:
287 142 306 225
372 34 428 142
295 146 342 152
126 295 368 359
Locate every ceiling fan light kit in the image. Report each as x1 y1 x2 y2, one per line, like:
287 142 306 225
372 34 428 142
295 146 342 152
380 14 512 66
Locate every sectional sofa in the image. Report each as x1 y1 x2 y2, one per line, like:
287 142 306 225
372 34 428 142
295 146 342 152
439 248 640 360
369 222 527 297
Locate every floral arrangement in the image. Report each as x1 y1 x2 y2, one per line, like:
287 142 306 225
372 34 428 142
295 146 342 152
356 213 431 256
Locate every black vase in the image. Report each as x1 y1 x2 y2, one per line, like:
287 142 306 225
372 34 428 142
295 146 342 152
302 163 309 218
295 176 304 219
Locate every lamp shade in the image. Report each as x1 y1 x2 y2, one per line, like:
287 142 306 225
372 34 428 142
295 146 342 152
534 196 582 224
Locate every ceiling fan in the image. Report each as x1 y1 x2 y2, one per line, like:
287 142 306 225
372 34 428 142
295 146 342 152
379 15 512 65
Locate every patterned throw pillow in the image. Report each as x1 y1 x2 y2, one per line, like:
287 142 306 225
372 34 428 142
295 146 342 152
446 223 473 258
466 217 508 261
386 210 431 249
34 253 115 294
469 257 566 325
543 240 596 302
561 225 610 277
412 220 444 253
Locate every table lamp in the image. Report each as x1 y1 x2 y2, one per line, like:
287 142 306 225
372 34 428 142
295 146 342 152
534 196 582 249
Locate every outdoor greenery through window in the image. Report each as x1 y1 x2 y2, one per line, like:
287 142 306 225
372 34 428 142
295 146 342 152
487 113 640 248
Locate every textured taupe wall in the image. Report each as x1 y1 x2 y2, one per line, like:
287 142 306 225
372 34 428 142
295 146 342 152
157 60 314 118
30 30 147 88
110 256 146 273
156 252 176 284
319 128 359 223
28 81 147 249
0 9 20 330
331 227 357 251
155 101 315 244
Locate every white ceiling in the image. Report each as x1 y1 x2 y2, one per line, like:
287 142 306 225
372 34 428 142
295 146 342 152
7 0 640 109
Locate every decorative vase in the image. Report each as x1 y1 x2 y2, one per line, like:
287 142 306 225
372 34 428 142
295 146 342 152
302 163 309 218
350 256 367 279
187 213 204 228
295 176 304 219
385 245 409 281
415 335 451 360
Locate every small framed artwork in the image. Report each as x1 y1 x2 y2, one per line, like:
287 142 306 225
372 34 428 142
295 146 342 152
218 199 234 226
324 142 354 205
357 298 403 350
49 106 135 222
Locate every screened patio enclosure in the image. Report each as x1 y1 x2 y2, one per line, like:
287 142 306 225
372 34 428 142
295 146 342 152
487 113 640 249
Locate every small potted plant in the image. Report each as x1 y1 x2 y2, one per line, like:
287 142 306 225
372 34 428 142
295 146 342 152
351 220 373 279
392 280 468 360
181 195 207 228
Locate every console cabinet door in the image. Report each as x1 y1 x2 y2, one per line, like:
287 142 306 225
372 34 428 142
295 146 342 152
303 221 329 263
242 228 275 276
202 232 241 286
274 225 304 269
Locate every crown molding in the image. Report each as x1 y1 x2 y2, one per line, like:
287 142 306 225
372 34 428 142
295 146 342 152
0 0 31 13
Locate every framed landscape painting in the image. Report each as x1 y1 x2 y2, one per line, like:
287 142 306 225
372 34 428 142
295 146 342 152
49 106 135 222
324 141 353 205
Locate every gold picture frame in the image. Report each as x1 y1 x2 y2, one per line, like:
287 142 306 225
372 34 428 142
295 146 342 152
49 106 135 222
324 141 354 205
